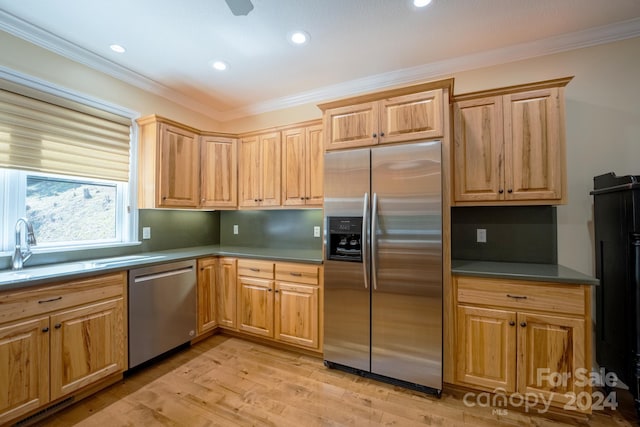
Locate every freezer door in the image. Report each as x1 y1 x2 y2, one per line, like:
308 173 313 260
370 141 442 389
323 148 371 371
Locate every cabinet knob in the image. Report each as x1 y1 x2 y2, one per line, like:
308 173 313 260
54 323 62 329
305 197 310 200
520 322 527 327
162 196 167 200
380 132 385 137
268 288 273 292
254 199 259 202
509 321 515 327
42 327 49 333
499 189 504 194
507 189 513 194
372 133 377 138
300 197 305 200
275 289 280 293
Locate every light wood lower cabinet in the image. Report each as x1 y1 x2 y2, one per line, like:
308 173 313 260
454 275 591 413
0 272 126 425
197 257 218 335
236 259 322 351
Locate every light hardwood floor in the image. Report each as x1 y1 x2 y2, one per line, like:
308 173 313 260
35 335 636 426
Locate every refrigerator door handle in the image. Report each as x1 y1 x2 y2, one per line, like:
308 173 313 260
371 192 378 291
362 192 369 289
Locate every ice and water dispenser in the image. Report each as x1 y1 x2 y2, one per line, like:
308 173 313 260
326 217 362 262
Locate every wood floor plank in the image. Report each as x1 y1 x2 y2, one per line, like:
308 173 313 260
32 335 636 427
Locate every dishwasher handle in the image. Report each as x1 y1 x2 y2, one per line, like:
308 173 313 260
132 266 194 284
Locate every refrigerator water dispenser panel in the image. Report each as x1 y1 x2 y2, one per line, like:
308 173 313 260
327 216 362 262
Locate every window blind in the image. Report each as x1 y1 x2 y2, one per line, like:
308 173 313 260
0 81 131 182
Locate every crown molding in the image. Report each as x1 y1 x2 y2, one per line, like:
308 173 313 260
2 9 640 122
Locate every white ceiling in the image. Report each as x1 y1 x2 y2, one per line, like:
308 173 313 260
1 0 640 121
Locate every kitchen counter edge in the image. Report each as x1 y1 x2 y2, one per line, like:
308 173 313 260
452 259 600 286
0 245 323 291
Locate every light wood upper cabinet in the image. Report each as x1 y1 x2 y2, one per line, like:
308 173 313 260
239 132 281 208
320 86 446 151
282 124 324 206
197 257 218 335
453 77 571 205
200 136 237 208
0 317 49 425
453 275 590 413
137 116 238 209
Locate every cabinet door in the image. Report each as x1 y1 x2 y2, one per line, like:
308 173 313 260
503 88 563 201
517 311 586 408
200 136 237 208
275 282 319 349
158 124 200 207
453 96 504 202
456 305 517 392
238 136 262 207
50 298 124 400
324 102 378 150
0 317 49 425
238 277 274 338
305 124 324 206
197 257 218 335
259 132 282 207
217 258 237 329
281 128 306 206
380 89 443 144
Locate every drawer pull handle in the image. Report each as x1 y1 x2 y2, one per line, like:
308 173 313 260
250 268 260 272
506 294 527 300
38 296 62 304
290 272 303 277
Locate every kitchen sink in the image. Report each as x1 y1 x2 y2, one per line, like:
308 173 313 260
0 254 168 285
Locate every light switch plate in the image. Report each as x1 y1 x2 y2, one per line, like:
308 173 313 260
313 226 321 238
476 228 487 243
142 227 151 240
233 224 239 235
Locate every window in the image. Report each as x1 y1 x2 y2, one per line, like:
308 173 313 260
0 71 137 253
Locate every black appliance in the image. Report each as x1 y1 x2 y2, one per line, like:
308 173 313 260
591 172 640 417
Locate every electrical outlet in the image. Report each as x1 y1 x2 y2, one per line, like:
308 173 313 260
476 228 487 243
142 227 151 240
313 226 321 238
233 224 239 235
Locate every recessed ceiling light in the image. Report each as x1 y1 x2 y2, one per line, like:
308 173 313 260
109 44 126 53
289 31 310 45
211 60 228 71
414 0 432 7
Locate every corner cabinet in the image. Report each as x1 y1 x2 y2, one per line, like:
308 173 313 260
453 275 591 413
137 115 238 209
282 124 324 206
319 84 446 151
0 272 126 425
238 132 281 208
453 77 572 205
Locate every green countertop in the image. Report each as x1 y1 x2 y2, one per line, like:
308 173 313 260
452 259 600 286
0 245 323 290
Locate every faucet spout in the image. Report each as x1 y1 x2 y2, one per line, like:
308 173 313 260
12 217 37 270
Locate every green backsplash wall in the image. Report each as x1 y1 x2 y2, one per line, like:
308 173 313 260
451 206 557 263
220 209 323 249
138 209 220 252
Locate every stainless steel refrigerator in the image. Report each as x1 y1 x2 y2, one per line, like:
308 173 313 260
323 141 442 393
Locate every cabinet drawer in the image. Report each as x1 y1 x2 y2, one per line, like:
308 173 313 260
275 262 319 285
456 276 585 315
0 272 126 324
238 260 274 279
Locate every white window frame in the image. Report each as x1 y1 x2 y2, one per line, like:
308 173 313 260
0 67 139 256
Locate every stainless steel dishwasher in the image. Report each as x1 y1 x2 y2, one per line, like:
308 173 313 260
128 259 196 369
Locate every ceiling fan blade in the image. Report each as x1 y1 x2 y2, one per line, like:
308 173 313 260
225 0 254 16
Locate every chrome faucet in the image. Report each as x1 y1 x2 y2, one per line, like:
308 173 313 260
12 217 37 270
